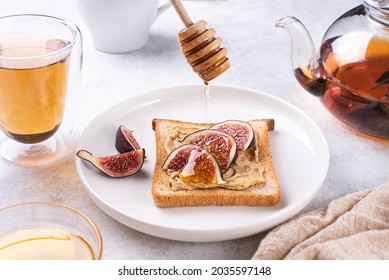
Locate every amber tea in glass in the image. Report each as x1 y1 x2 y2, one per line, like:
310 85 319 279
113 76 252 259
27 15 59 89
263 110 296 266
0 39 70 144
0 15 82 164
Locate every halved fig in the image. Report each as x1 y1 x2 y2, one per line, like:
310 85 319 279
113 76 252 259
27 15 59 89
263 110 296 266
163 144 225 185
210 120 255 151
115 125 141 153
162 144 198 171
179 129 237 171
77 149 145 177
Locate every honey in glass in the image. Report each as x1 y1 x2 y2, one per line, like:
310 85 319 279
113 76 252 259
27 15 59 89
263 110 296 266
0 227 95 260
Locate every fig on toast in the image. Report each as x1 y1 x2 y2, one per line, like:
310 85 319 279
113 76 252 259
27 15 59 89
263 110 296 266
210 120 255 151
162 144 198 171
179 129 237 171
163 144 226 185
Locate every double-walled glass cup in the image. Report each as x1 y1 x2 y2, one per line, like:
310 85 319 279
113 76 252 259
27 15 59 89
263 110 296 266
0 14 82 164
0 202 102 260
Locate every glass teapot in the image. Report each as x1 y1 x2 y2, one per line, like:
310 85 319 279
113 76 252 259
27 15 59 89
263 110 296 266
277 0 389 139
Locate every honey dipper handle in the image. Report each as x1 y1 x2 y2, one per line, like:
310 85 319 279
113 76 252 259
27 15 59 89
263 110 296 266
170 0 193 27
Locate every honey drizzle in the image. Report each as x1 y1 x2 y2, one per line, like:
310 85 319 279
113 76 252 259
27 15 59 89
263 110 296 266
204 81 210 130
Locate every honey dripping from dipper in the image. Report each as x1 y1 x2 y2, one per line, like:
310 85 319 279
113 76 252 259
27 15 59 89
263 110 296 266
171 0 230 130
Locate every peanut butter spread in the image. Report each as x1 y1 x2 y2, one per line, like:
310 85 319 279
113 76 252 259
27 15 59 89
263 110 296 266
165 127 265 191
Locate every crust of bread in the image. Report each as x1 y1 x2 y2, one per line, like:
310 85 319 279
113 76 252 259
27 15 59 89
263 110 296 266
151 118 280 207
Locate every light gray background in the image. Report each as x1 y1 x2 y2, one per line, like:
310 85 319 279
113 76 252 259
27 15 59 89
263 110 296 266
1 0 388 259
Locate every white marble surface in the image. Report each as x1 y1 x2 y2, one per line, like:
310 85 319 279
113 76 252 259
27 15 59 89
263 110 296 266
1 0 388 259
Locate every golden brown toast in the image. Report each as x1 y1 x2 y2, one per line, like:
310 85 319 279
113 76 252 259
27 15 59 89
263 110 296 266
151 118 280 207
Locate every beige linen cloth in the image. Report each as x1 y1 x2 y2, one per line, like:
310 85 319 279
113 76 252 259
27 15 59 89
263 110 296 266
252 181 389 260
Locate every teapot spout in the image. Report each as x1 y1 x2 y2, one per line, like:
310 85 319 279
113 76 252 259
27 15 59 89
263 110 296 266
276 16 326 97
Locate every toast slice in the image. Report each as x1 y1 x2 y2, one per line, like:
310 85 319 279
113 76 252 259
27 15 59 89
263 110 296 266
151 118 280 207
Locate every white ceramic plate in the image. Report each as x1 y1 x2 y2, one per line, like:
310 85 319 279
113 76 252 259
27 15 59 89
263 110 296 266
76 85 329 242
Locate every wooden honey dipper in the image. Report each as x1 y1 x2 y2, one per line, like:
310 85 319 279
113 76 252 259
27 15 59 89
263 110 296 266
170 0 230 82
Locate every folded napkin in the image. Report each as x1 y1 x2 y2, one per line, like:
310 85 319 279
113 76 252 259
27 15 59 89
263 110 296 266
252 181 389 260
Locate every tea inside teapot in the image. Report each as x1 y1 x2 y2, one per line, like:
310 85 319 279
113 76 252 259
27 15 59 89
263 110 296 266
278 2 389 140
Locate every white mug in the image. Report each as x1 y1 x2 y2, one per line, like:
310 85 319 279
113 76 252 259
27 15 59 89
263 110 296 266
77 0 170 53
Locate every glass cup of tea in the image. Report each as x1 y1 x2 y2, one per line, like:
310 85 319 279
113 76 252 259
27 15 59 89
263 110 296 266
0 202 102 260
0 14 82 164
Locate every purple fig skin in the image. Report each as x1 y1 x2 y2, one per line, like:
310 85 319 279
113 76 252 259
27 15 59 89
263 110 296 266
209 120 255 151
77 148 145 177
115 125 141 154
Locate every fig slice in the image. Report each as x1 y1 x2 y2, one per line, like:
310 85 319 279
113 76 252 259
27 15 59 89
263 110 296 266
163 144 226 185
115 125 141 154
76 149 145 177
179 129 237 171
162 144 198 171
209 120 255 151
